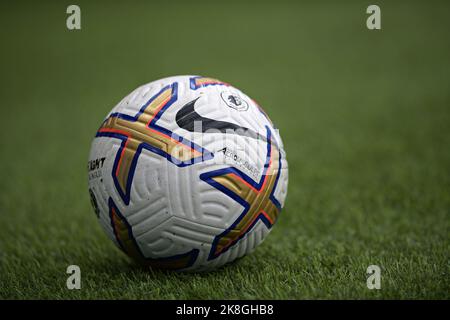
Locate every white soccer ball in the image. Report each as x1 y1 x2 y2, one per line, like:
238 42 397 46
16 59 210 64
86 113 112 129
88 75 288 271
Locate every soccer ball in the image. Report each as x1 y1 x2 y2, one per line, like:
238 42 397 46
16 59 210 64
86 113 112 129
88 75 288 271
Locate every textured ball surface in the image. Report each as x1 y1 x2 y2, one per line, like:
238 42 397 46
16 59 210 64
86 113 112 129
88 75 288 271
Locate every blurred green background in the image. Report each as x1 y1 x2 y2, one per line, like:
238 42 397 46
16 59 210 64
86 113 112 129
0 0 449 299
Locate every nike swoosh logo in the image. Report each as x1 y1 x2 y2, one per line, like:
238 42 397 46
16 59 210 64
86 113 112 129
176 97 274 145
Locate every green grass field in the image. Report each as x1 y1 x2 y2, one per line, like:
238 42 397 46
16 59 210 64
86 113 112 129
0 0 449 299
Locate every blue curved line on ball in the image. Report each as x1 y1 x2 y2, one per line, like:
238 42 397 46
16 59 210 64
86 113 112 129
96 82 214 205
200 126 283 260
